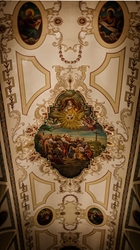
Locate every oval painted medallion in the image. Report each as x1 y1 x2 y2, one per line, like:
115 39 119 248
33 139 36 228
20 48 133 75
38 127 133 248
98 1 124 44
88 207 104 225
18 1 42 45
37 208 53 226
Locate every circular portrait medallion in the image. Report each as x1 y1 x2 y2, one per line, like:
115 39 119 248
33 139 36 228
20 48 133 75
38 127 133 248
37 208 53 226
88 207 104 225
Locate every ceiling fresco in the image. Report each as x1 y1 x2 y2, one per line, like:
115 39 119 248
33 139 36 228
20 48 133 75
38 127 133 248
0 1 140 250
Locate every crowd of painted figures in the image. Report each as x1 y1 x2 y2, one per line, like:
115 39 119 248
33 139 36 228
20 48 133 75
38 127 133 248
37 133 94 164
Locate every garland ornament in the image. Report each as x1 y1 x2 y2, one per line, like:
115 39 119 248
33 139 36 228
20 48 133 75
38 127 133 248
59 45 82 64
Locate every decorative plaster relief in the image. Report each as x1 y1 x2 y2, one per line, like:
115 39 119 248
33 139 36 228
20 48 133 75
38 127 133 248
30 172 55 210
35 230 57 250
1 52 17 112
1 2 139 250
116 93 140 250
125 56 140 113
90 49 125 114
85 171 111 209
60 232 80 247
57 194 83 231
83 229 105 250
16 52 51 115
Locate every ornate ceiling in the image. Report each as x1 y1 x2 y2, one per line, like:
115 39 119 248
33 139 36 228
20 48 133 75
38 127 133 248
0 1 140 250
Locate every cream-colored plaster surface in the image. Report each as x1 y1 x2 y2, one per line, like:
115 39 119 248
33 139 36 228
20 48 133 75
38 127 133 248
0 1 140 250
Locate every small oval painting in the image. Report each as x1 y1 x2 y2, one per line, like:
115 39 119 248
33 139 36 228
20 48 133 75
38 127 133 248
18 2 42 45
34 90 107 178
37 208 53 226
98 1 124 44
88 207 103 225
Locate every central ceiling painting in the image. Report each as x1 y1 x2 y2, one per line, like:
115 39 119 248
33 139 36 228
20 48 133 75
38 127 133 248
34 90 107 178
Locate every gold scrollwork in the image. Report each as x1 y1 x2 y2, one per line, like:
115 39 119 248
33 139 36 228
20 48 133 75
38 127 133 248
85 171 111 210
29 172 55 210
90 49 125 114
83 229 105 250
35 230 57 250
16 52 51 115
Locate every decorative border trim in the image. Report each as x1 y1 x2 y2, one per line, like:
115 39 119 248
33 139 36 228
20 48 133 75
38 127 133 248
90 49 125 114
0 52 17 112
19 181 34 250
35 230 57 250
85 171 111 210
0 190 15 232
124 54 140 113
29 172 55 210
83 229 105 250
0 141 7 182
16 52 51 115
0 86 24 249
125 188 140 231
115 91 140 250
134 146 140 181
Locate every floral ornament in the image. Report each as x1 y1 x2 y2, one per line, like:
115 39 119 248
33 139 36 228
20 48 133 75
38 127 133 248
90 159 102 173
54 17 63 26
102 123 115 136
100 149 112 161
28 151 41 163
59 45 83 64
25 124 38 137
39 161 52 175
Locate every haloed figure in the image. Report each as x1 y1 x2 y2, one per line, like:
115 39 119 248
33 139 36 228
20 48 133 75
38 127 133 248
49 98 85 130
22 9 42 40
100 9 117 27
98 5 124 43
